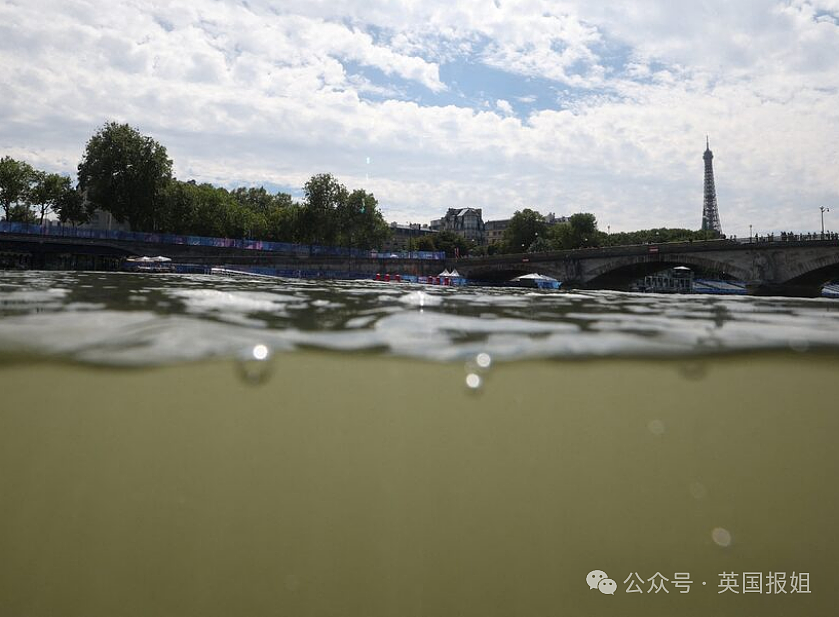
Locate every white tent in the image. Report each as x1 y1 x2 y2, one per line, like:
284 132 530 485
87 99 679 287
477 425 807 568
438 269 452 277
448 269 461 278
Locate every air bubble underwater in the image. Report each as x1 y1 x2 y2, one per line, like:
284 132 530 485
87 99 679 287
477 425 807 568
236 343 274 385
465 373 482 390
464 352 493 392
712 527 732 547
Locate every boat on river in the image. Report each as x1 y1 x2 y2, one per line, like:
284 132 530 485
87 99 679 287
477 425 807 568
509 273 562 289
121 256 174 273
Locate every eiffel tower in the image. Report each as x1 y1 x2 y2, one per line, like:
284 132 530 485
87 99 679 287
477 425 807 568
701 137 722 235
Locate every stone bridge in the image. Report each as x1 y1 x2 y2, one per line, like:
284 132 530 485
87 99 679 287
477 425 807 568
450 238 839 296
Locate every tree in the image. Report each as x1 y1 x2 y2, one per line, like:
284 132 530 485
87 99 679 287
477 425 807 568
231 186 276 216
336 188 390 249
569 212 598 242
226 199 268 239
7 203 37 224
77 122 173 231
0 156 36 221
503 208 548 253
528 236 552 253
265 197 299 243
414 235 437 251
550 212 600 249
160 180 199 235
30 172 71 224
299 173 347 246
434 230 472 257
173 181 232 238
161 180 303 241
55 185 92 226
607 227 711 246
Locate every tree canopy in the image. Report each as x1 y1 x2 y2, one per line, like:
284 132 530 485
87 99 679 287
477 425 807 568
1 156 80 225
0 156 36 221
503 208 548 253
605 227 718 245
55 186 91 226
298 173 347 246
408 230 474 257
30 172 70 225
550 212 599 249
77 122 173 231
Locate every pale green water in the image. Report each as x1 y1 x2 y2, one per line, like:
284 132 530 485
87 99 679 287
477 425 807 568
1 272 838 616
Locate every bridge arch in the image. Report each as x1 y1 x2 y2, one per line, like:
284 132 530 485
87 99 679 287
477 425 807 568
457 264 566 283
584 253 750 290
781 253 839 288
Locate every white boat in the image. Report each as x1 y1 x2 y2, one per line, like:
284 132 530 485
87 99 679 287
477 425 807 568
509 273 561 289
122 256 174 273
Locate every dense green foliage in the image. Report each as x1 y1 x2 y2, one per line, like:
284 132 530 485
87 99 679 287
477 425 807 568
502 208 547 252
156 176 389 247
0 156 36 221
407 230 475 257
605 227 720 245
552 212 599 249
293 174 389 248
3 123 391 250
1 155 85 224
490 209 602 253
55 186 91 226
487 211 717 254
77 122 174 231
31 172 72 225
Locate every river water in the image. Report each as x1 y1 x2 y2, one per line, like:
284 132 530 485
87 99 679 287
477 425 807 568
1 271 838 616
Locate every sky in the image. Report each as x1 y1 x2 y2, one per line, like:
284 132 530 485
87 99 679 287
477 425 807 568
2 0 839 235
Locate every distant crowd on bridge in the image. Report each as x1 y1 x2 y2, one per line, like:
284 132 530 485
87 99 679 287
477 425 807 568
742 232 839 243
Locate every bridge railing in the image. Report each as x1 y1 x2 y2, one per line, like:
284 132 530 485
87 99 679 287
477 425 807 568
0 221 445 261
735 232 839 243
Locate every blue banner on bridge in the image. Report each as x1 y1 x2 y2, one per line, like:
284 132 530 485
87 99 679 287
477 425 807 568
0 222 445 261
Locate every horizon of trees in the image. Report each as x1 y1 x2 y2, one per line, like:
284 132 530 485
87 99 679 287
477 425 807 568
1 156 90 226
468 209 720 255
2 122 720 255
400 209 719 258
1 122 391 250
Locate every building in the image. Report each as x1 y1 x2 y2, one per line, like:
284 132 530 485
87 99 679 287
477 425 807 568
79 209 132 232
543 213 568 225
430 208 486 244
380 222 436 252
701 137 722 234
484 219 509 245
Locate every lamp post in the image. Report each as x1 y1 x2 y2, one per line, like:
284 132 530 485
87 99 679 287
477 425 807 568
821 206 830 239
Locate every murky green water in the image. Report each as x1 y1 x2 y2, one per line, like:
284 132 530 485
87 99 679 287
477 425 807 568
1 272 838 616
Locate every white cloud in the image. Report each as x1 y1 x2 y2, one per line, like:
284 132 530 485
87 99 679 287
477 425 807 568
1 0 839 236
496 99 514 116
